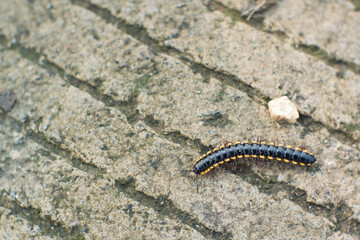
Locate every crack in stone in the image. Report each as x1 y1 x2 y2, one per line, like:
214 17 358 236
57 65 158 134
208 0 360 75
231 168 360 237
114 178 233 240
1 115 105 176
70 0 358 143
297 44 360 75
0 191 87 240
1 115 226 239
4 41 144 124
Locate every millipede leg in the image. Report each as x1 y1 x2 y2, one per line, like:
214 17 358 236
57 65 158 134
230 160 237 171
257 136 266 144
299 143 308 151
195 174 199 193
244 156 251 166
256 156 266 167
220 140 232 148
273 137 279 146
266 157 273 167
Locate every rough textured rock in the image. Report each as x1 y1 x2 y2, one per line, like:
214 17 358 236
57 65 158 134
263 0 360 66
0 0 359 239
0 206 55 240
0 89 16 112
90 0 360 137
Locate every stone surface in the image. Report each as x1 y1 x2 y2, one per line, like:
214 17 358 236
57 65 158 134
0 206 54 240
0 117 205 240
0 0 359 239
0 89 16 112
217 0 277 19
90 0 360 137
263 0 360 66
268 96 299 123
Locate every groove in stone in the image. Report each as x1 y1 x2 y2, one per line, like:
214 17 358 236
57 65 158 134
0 191 87 240
0 115 218 238
232 168 360 237
115 178 233 240
4 115 105 176
208 0 360 75
70 0 358 142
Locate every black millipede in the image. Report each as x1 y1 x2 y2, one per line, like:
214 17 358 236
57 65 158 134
193 140 316 175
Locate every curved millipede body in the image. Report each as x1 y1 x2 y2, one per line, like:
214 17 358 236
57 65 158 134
193 141 316 175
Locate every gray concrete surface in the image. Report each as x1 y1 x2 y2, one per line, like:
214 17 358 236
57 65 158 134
0 0 359 239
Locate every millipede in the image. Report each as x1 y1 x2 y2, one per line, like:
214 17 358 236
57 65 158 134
193 140 316 175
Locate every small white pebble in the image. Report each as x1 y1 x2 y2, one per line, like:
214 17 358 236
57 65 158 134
268 96 299 123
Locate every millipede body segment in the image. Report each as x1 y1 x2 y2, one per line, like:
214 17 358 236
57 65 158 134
193 141 316 175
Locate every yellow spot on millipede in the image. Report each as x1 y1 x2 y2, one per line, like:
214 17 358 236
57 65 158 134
268 156 273 160
231 157 236 160
286 145 292 148
300 163 305 166
284 159 290 163
252 141 257 144
294 147 300 151
213 163 219 167
235 141 241 144
238 155 243 158
303 150 308 153
243 140 249 143
292 161 297 165
260 155 265 159
193 160 201 166
252 155 257 158
261 142 266 144
219 161 224 164
225 158 231 162
245 155 250 158
307 164 311 166
269 142 275 145
277 158 282 161
207 151 212 155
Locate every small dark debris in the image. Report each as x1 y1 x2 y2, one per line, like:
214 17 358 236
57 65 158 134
200 110 222 120
101 144 108 150
201 111 232 128
118 64 128 69
0 89 16 112
178 21 190 31
176 3 186 8
122 204 134 217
